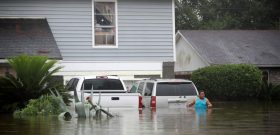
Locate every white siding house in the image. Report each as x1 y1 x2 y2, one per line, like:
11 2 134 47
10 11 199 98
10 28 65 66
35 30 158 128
175 33 208 74
175 30 280 84
0 0 175 82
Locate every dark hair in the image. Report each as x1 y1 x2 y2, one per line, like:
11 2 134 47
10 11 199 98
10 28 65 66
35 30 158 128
199 90 205 95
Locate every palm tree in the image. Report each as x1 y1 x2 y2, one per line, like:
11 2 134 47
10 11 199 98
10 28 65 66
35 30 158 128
0 55 63 112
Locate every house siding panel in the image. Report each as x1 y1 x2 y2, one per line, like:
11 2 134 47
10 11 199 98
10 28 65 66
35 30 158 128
270 69 280 85
0 0 173 61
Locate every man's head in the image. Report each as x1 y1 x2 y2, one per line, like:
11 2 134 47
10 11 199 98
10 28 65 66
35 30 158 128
198 90 205 99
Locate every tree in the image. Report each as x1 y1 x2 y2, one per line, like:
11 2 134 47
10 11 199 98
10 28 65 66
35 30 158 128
0 55 63 112
176 0 280 30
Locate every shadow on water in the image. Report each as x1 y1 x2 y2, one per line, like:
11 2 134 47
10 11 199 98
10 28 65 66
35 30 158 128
1 102 280 135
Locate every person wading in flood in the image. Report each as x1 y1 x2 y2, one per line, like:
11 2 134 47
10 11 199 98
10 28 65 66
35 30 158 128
188 90 212 108
188 90 212 130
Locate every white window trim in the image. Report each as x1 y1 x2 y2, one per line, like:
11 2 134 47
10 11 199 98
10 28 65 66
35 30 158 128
92 0 118 48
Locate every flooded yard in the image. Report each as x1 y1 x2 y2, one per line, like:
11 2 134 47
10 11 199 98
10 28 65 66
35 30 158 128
1 102 280 135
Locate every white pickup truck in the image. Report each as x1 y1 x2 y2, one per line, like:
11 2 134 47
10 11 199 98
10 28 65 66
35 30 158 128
66 76 142 109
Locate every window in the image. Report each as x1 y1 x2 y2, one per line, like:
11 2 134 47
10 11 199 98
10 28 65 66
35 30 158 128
93 0 117 47
144 83 154 96
156 82 197 96
137 82 145 94
262 70 270 83
82 79 124 90
65 78 79 91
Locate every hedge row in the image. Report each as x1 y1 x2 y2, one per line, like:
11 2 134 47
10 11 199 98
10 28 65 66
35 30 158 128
191 64 263 101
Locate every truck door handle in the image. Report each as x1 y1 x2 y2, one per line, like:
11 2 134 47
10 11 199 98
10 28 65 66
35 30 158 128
111 97 119 100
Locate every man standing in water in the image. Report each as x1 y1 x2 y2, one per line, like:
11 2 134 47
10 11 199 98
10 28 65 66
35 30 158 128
188 90 212 108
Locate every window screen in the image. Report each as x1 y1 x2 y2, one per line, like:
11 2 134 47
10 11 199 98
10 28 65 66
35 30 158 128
156 82 197 96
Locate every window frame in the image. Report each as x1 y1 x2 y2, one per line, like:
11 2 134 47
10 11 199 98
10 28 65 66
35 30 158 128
92 0 118 48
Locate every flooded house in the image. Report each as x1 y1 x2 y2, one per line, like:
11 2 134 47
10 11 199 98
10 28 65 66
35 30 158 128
175 30 280 84
0 0 176 84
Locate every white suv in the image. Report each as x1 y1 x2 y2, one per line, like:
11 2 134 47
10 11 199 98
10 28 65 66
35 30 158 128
136 79 198 108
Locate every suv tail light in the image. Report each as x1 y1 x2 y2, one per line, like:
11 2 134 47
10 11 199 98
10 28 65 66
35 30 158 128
138 96 143 109
150 96 156 108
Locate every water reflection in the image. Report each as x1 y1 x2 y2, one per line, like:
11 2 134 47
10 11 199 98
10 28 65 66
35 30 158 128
1 102 280 135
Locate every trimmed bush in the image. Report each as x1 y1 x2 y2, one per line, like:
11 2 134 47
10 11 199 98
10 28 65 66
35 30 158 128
191 64 262 101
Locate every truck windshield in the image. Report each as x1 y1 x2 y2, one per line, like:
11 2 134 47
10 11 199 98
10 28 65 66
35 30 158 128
156 82 197 96
82 79 124 90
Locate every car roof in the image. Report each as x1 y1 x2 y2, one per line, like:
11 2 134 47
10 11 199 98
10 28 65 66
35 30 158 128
140 79 193 83
74 76 120 80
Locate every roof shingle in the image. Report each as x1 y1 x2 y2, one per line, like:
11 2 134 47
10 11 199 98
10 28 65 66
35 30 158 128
178 30 280 67
0 18 62 60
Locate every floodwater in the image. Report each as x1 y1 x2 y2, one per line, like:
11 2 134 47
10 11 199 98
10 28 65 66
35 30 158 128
1 102 280 135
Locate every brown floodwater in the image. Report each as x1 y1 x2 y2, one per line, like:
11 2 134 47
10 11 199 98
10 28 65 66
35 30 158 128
0 102 280 135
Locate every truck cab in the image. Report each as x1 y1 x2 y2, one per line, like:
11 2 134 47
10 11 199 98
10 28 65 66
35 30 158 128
66 76 142 109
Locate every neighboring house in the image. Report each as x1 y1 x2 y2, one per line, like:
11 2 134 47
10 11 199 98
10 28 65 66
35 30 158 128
0 18 62 76
175 30 280 84
0 0 176 83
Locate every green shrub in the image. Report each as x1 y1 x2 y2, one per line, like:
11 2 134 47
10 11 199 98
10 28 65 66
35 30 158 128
13 95 64 117
0 55 71 112
191 64 262 101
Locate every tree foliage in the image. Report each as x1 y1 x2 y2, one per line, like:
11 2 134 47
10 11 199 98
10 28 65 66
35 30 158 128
191 64 263 101
0 55 65 112
176 0 280 30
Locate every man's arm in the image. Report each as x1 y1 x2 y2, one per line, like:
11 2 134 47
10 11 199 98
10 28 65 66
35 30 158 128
206 98 212 108
188 99 196 107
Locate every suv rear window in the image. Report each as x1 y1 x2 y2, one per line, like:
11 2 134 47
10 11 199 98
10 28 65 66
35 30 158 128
82 79 124 90
156 82 197 96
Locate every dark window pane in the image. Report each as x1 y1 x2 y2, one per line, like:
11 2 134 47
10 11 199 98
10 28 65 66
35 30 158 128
95 15 115 26
137 82 145 94
65 79 74 91
176 83 197 95
66 78 79 91
156 82 197 96
82 79 124 90
95 2 115 15
144 83 154 96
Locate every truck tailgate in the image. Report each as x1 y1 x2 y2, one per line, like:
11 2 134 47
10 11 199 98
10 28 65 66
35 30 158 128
83 93 140 108
156 96 196 108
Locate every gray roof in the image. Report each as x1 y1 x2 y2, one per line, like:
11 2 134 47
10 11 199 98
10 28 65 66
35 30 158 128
0 18 62 60
178 30 280 67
